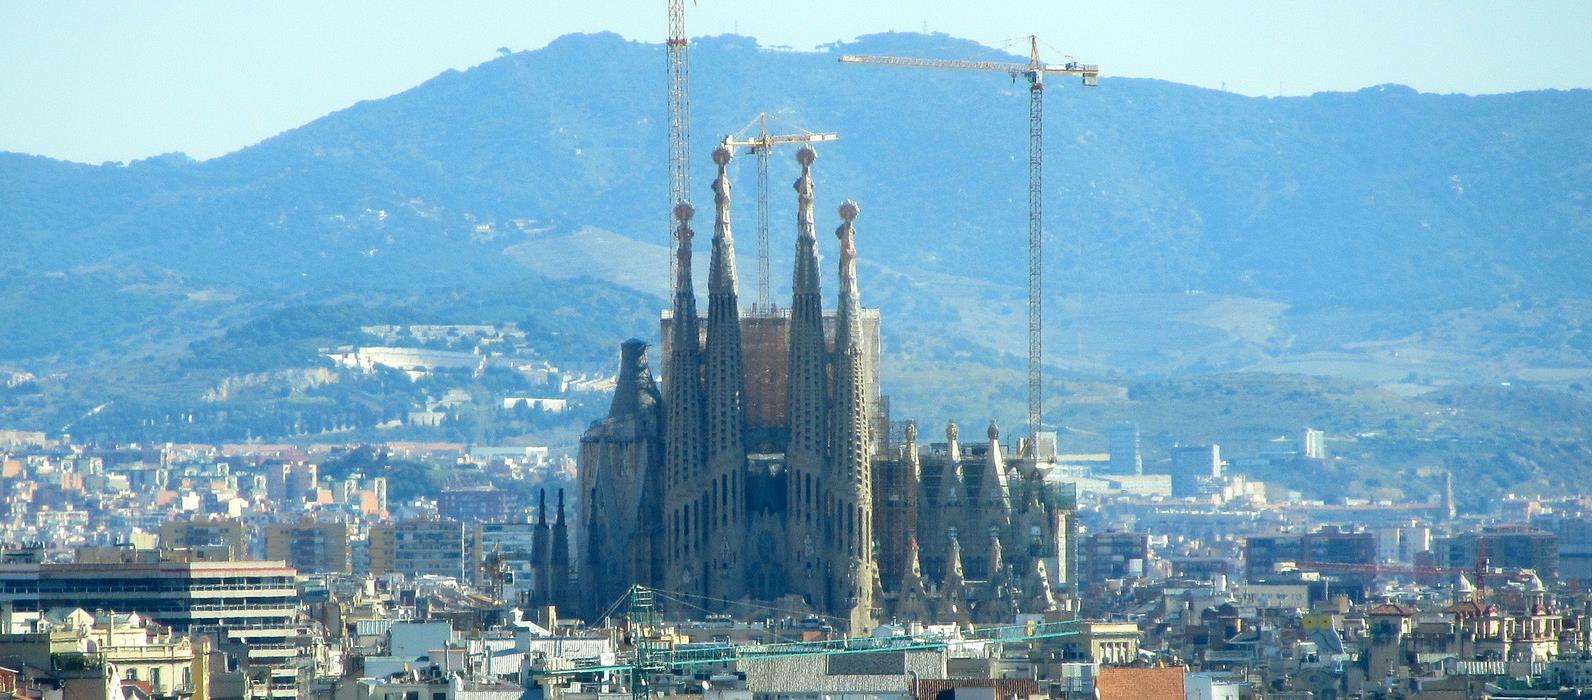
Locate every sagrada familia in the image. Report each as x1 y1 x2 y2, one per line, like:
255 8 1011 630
574 145 1076 633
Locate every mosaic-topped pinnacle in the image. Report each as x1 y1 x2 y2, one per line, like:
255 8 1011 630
839 199 860 222
712 146 732 167
796 145 816 167
674 201 694 222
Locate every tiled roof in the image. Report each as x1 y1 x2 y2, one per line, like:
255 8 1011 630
1368 602 1417 616
1095 666 1186 700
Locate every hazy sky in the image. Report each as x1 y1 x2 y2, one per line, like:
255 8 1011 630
3 1 1588 164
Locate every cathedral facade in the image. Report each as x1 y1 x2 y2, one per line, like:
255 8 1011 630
576 146 1074 633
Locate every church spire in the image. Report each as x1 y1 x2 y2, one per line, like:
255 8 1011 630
833 200 867 481
831 200 875 633
663 201 707 597
937 536 970 625
787 146 826 460
708 147 741 296
532 488 550 605
893 537 931 622
702 146 747 604
786 146 829 598
981 420 1013 520
834 200 863 355
550 488 570 609
792 146 822 296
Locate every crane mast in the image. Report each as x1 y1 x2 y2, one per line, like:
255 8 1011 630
840 36 1098 446
666 0 692 291
720 113 840 312
1027 49 1044 451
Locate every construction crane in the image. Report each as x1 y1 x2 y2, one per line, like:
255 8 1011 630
666 0 693 291
530 585 1085 696
840 36 1098 446
721 113 840 312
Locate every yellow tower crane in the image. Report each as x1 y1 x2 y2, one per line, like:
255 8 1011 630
721 113 839 313
840 36 1098 447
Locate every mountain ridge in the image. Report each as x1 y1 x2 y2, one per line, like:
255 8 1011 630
1 32 1589 497
3 30 1589 373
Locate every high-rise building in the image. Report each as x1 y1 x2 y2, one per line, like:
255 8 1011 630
1244 525 1377 595
265 462 318 503
1082 531 1151 583
159 518 246 560
265 520 351 574
438 485 513 523
1108 422 1142 475
1300 428 1326 460
369 520 469 582
1170 444 1221 497
1436 525 1559 582
0 558 303 698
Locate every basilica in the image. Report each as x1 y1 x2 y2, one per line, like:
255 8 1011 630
575 145 1076 633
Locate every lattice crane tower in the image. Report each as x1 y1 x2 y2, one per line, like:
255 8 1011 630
666 0 693 290
720 113 840 312
839 36 1098 446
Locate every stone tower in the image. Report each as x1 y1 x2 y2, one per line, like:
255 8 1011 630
785 145 829 600
832 200 877 633
663 201 706 595
702 146 748 602
576 338 664 614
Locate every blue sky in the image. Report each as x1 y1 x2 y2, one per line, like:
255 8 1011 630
2 0 1588 164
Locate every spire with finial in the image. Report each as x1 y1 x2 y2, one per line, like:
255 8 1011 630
673 202 696 292
832 199 868 486
792 146 820 296
981 419 1012 515
786 146 829 597
937 535 970 625
787 145 826 464
946 420 961 462
702 145 747 603
835 199 862 345
892 537 932 622
708 146 739 295
663 201 708 594
830 199 874 631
